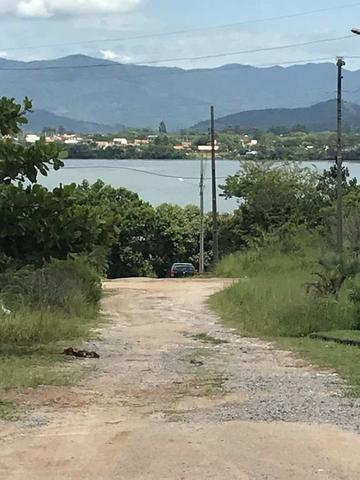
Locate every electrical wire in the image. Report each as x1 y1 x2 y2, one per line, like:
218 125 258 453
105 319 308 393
62 164 229 180
142 35 355 65
3 2 360 53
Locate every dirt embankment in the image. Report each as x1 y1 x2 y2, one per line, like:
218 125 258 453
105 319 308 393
0 278 359 480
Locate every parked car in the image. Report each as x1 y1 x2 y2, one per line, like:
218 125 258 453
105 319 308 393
170 263 196 278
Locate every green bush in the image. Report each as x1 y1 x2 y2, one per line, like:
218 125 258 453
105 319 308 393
0 307 96 345
0 257 101 311
211 239 357 338
348 275 360 330
0 257 102 346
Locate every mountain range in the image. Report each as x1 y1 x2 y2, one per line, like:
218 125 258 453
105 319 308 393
2 54 360 130
193 99 360 132
24 110 124 134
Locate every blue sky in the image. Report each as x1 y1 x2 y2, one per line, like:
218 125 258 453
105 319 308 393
1 0 360 69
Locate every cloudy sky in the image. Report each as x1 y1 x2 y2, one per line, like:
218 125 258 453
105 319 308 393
1 0 360 69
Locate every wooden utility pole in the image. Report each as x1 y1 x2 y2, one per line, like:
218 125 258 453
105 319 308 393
336 57 345 261
210 106 219 265
199 157 205 274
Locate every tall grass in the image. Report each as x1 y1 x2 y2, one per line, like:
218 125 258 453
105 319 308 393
0 257 102 413
211 244 357 337
0 257 101 347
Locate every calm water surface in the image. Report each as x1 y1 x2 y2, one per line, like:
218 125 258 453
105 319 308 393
40 159 360 213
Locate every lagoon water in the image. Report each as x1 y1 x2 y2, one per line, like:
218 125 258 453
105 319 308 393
39 159 360 213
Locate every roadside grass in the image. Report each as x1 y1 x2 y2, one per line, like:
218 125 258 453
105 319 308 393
211 243 360 396
0 344 93 391
0 258 104 420
277 337 360 397
210 270 355 338
0 332 100 421
315 330 360 341
0 307 99 346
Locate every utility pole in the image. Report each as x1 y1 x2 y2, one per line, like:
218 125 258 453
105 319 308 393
336 57 345 261
199 157 205 274
210 105 219 265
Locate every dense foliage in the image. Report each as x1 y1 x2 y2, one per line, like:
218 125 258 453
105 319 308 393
0 97 63 184
220 161 360 249
62 128 360 162
66 135 184 160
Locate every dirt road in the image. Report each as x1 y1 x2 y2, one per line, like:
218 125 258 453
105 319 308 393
0 278 359 479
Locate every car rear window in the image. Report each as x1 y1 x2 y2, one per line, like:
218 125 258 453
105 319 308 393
174 265 194 272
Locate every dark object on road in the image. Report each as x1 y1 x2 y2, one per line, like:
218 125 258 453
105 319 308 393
190 359 204 366
170 263 196 278
64 347 100 359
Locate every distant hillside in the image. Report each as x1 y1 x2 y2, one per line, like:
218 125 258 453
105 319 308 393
24 110 124 134
193 100 360 132
2 54 360 129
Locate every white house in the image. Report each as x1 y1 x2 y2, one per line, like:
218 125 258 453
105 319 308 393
113 138 128 146
25 134 41 144
198 145 220 151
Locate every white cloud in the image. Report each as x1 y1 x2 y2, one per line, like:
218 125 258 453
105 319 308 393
101 50 118 61
0 0 141 18
100 50 132 63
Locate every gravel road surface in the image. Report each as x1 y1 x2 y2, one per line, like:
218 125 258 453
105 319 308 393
0 278 359 479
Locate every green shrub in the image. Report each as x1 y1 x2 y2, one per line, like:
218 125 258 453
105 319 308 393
348 275 360 330
0 257 101 346
0 256 101 312
0 308 96 345
211 239 357 338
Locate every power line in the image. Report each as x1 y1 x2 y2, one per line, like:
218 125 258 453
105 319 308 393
0 35 354 71
143 35 354 65
62 164 229 180
3 2 360 53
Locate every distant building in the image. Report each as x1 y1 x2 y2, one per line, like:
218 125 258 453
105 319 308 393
242 137 258 147
134 139 149 146
198 140 219 152
96 141 111 149
25 134 41 144
113 138 128 146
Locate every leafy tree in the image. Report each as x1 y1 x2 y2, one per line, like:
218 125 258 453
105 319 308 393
0 182 118 267
81 181 157 278
142 136 183 159
291 124 308 133
0 97 63 184
151 204 203 277
221 162 327 242
217 211 247 256
159 121 167 134
42 127 57 136
268 126 290 135
316 164 357 203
